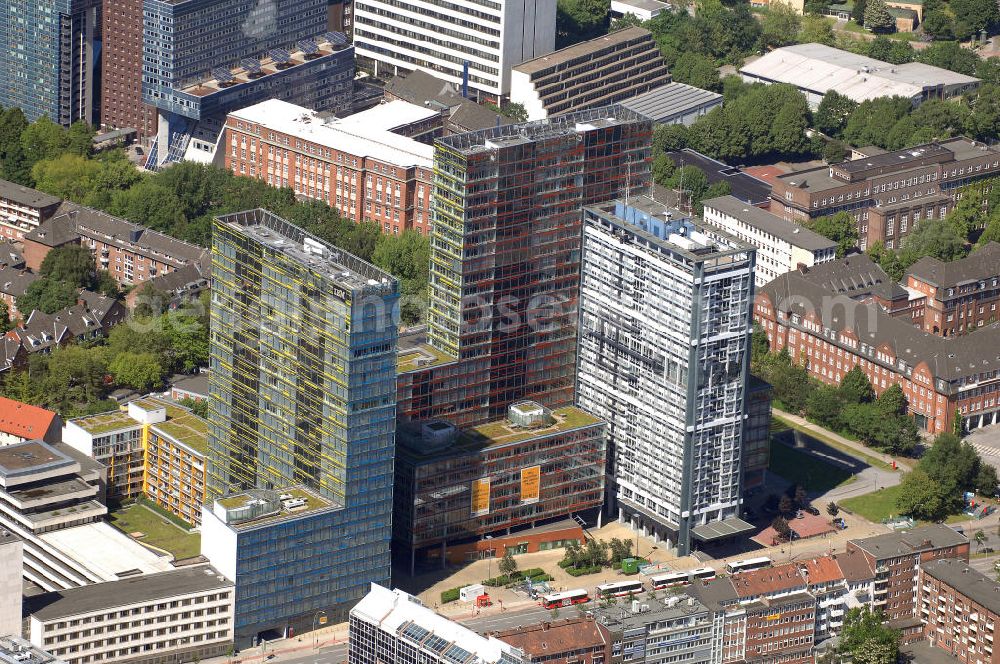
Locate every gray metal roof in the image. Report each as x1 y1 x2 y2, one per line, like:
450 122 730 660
620 82 722 123
0 180 61 210
921 558 1000 613
703 195 836 252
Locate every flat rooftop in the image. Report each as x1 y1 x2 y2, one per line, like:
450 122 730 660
149 405 208 455
921 558 1000 612
741 43 979 103
0 636 66 664
464 406 602 447
514 27 653 76
215 485 337 530
67 409 138 436
27 565 231 622
0 180 61 209
217 209 396 295
39 521 177 582
398 341 456 374
620 82 722 122
665 149 772 205
229 98 433 167
0 441 75 477
703 195 836 252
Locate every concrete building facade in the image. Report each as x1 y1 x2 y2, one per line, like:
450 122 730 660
576 198 755 555
510 28 670 121
702 195 836 288
354 0 556 101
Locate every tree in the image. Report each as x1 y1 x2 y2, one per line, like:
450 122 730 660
751 323 770 365
771 516 792 541
20 117 68 168
806 211 858 257
771 100 811 156
671 52 721 92
799 15 837 45
864 0 896 32
778 494 795 515
806 384 844 429
556 0 610 46
838 608 900 664
843 97 913 149
896 468 949 519
852 0 868 24
164 313 209 373
761 2 802 48
484 102 528 123
65 121 94 157
498 549 518 578
823 140 849 164
108 351 165 392
899 218 968 266
83 155 143 210
40 245 98 288
916 41 981 76
0 301 10 333
949 0 999 40
976 530 987 549
109 181 187 235
867 36 914 64
965 84 1000 142
815 92 858 139
922 0 956 38
867 241 906 281
653 124 689 153
976 463 999 495
177 396 209 418
875 384 907 417
31 154 102 201
840 366 875 404
826 501 839 516
794 484 808 507
17 279 78 315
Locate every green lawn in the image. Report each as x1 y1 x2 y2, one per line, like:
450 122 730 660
108 504 201 560
773 415 895 471
768 443 855 493
841 484 904 522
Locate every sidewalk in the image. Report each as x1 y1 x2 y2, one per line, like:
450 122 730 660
773 408 913 472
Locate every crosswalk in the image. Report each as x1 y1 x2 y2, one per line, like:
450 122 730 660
970 441 1000 458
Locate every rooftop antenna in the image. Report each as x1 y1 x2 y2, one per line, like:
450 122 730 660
624 156 632 204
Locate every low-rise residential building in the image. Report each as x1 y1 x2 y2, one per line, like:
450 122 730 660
224 98 435 235
0 180 61 242
26 565 234 664
592 594 714 664
620 82 723 126
768 137 1000 250
5 292 127 357
610 0 671 21
740 44 979 109
63 398 207 524
847 525 969 622
0 266 40 322
904 242 1000 337
918 558 1000 663
123 263 209 312
22 203 208 287
169 375 209 403
703 195 836 287
755 250 1000 433
393 403 606 573
510 28 670 121
0 397 61 446
493 617 612 664
349 584 525 664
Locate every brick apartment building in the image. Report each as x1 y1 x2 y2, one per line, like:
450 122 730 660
493 617 612 663
904 242 1000 337
23 202 208 287
770 138 1000 250
847 525 970 626
0 265 39 321
224 98 436 235
0 180 61 242
100 0 157 138
918 558 1000 663
755 248 1000 433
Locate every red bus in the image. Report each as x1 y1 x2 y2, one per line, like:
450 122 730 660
542 589 589 609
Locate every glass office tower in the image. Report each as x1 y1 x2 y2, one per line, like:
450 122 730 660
202 209 398 646
0 0 99 125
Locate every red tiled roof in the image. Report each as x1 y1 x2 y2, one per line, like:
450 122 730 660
730 562 806 598
0 396 57 440
494 617 608 655
799 556 844 585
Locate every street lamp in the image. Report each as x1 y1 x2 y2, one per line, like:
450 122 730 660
313 610 328 650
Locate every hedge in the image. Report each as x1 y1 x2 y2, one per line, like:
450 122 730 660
483 568 553 586
441 587 461 603
565 565 602 577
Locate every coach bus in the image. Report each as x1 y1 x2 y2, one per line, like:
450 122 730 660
542 589 590 609
650 570 691 589
689 567 717 582
596 580 645 598
725 557 772 575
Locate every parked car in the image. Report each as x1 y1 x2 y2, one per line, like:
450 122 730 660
804 505 820 516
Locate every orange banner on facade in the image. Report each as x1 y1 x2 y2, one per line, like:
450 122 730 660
521 466 540 504
471 477 491 516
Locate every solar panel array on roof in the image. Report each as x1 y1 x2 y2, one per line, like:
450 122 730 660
240 58 262 74
324 31 348 45
400 622 430 642
297 39 318 55
212 67 234 84
269 48 292 64
425 635 450 653
443 643 473 663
